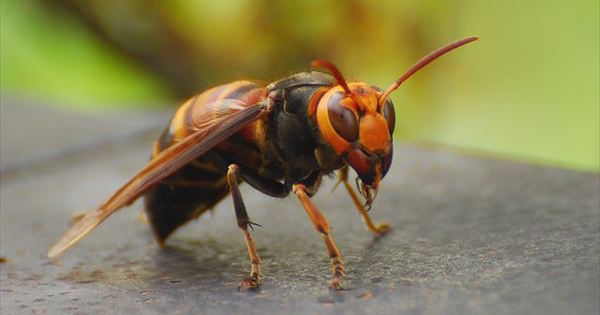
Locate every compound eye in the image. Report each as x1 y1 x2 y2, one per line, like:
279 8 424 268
382 100 396 134
381 145 393 178
327 93 358 141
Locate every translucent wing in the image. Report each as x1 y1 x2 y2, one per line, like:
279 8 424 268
48 100 266 258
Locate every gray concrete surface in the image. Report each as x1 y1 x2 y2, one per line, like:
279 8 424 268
1 101 599 315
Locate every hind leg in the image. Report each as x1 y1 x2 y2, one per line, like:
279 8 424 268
226 164 262 289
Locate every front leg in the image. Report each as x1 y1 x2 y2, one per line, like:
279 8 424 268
293 184 345 288
338 166 390 235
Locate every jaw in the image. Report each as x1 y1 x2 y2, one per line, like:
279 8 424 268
356 177 379 208
345 146 384 207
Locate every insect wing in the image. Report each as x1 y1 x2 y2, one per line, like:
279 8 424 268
48 100 266 258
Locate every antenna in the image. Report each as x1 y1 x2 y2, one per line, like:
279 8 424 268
312 60 353 95
378 36 479 106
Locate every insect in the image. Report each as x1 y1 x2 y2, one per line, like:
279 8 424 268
48 36 478 289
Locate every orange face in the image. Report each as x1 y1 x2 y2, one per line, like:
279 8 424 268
315 82 395 201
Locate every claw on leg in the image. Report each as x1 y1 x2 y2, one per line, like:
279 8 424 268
238 272 260 291
326 243 345 289
240 229 261 289
329 274 343 289
239 277 259 290
371 222 390 234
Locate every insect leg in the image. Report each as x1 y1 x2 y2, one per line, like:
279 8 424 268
208 151 290 198
338 166 390 235
226 164 262 289
293 184 345 288
238 169 290 198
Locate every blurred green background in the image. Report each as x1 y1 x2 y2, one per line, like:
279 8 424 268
1 1 598 171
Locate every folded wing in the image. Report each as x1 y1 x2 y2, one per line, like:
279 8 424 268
48 100 267 258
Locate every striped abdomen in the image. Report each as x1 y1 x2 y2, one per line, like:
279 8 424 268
144 81 268 242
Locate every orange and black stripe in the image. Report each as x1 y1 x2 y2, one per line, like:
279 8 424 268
145 81 268 242
153 81 266 155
